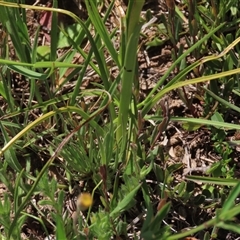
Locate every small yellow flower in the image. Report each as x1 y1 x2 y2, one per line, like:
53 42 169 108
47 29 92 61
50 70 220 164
77 192 93 211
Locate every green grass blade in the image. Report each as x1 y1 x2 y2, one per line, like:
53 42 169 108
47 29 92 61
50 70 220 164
85 0 120 67
139 22 226 113
186 175 239 186
204 87 240 113
221 182 240 214
116 23 142 142
141 67 240 116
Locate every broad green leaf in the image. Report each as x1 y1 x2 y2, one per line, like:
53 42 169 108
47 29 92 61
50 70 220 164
57 23 82 48
140 159 153 179
56 215 67 240
211 112 224 123
36 46 50 61
150 202 171 229
110 184 141 217
141 202 171 239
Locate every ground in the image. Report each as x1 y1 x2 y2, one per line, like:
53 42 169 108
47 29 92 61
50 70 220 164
1 0 240 239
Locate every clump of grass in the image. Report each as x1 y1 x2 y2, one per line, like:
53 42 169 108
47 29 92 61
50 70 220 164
0 0 240 239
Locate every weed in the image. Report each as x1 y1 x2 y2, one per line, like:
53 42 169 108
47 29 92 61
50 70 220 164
0 0 240 239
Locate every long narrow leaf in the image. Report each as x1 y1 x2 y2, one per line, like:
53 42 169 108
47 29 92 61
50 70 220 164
85 0 119 67
186 175 239 186
220 182 240 215
116 23 142 142
141 67 240 115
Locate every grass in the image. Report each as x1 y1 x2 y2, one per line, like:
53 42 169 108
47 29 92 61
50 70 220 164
0 0 240 239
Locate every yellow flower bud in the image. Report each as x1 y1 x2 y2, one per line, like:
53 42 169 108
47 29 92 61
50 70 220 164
77 192 93 211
